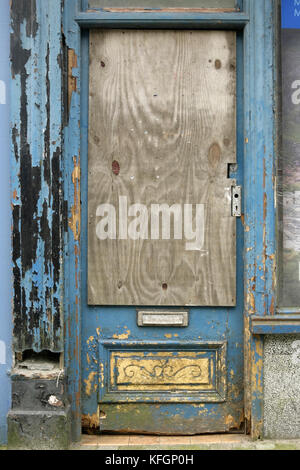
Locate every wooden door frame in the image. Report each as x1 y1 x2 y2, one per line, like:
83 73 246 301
63 0 278 441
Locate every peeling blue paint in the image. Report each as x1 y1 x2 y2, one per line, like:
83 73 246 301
243 0 277 437
9 0 278 441
63 0 82 442
11 0 64 353
78 6 245 434
75 10 249 29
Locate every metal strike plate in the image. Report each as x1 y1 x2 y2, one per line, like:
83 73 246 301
232 186 242 217
137 311 189 327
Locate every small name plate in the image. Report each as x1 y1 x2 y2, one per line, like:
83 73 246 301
137 311 189 327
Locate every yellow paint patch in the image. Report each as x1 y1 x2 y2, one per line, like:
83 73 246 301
87 336 94 344
99 363 104 388
247 291 256 315
84 371 97 396
113 329 131 340
68 156 81 241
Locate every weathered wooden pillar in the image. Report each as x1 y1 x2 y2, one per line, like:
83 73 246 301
7 0 70 449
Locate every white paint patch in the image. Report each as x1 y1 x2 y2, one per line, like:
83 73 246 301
0 80 6 105
0 340 6 364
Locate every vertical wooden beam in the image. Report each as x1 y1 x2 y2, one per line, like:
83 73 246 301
10 0 64 353
63 0 82 441
243 0 277 438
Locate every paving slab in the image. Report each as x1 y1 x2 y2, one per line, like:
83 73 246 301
71 435 300 451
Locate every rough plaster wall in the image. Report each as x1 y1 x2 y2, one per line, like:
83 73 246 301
264 335 300 439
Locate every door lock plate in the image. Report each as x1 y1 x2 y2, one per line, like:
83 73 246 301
232 186 242 217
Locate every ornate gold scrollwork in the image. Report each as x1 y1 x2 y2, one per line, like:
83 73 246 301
123 360 202 381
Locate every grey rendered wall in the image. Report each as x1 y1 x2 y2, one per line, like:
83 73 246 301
0 0 12 445
264 335 300 439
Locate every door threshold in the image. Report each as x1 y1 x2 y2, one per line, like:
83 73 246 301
80 433 250 448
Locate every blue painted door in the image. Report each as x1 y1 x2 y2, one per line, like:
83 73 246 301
81 28 244 434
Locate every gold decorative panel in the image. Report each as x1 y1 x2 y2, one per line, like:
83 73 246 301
111 351 211 391
100 341 227 403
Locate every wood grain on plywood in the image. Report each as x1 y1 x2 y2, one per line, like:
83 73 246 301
88 30 236 306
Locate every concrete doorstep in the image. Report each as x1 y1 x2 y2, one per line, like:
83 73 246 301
71 434 300 451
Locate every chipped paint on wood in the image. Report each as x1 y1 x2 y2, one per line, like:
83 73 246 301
68 156 81 241
243 0 277 437
81 409 100 431
63 0 83 440
99 362 104 389
112 329 131 340
11 0 65 352
62 0 276 440
98 402 239 435
84 371 98 396
68 49 78 116
81 14 242 435
99 341 227 404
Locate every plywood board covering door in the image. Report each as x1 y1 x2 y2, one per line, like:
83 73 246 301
88 30 236 306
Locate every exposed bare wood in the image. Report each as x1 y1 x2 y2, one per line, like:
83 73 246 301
88 30 236 306
68 49 78 114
